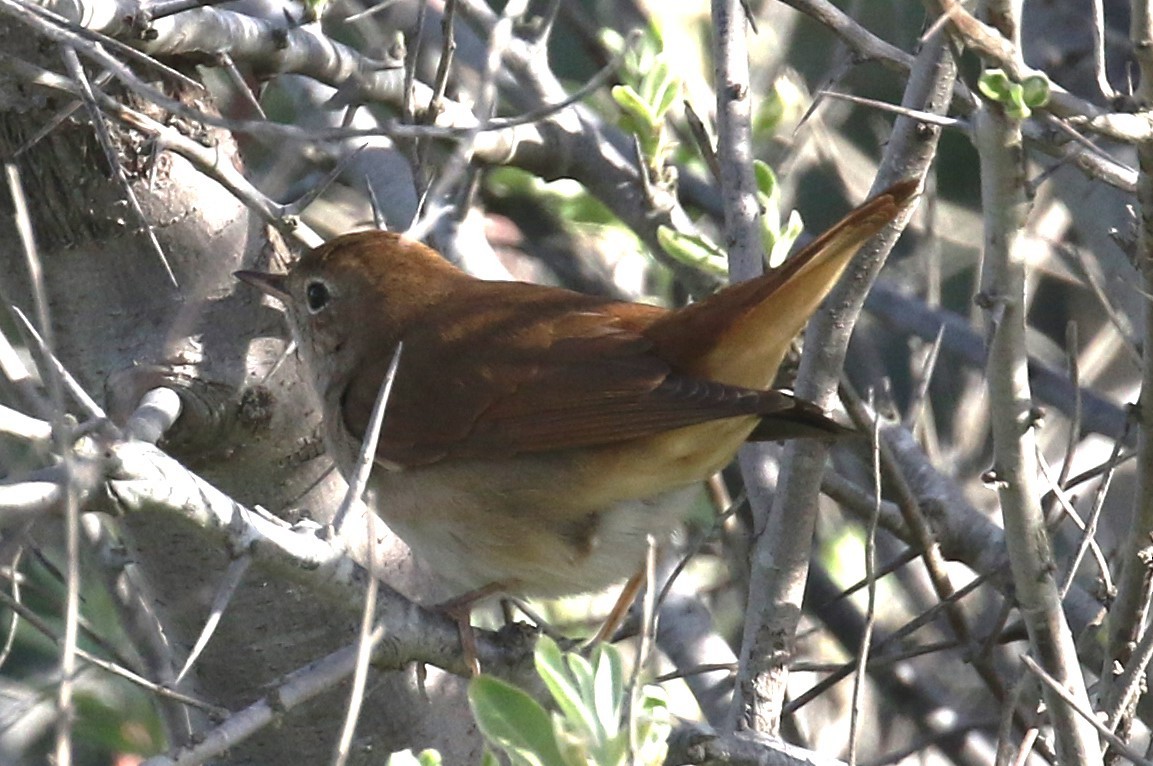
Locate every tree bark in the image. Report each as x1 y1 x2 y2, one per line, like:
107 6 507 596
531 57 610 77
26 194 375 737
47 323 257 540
0 24 479 764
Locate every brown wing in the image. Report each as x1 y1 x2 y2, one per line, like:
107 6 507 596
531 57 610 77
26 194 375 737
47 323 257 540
340 282 833 467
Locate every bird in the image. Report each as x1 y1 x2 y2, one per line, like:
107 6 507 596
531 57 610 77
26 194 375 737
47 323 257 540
236 179 915 622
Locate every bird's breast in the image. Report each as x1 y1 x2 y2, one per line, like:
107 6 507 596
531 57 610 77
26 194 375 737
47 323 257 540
361 451 704 597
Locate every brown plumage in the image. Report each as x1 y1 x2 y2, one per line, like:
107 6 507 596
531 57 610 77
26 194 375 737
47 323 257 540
237 179 916 598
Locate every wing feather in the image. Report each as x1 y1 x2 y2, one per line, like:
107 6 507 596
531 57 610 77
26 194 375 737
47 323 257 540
340 284 838 467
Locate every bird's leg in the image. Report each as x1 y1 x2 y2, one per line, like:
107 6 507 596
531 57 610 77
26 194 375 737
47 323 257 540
590 570 646 645
499 598 517 625
435 581 508 675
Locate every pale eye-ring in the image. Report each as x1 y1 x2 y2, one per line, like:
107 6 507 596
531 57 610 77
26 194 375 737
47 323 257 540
305 281 331 314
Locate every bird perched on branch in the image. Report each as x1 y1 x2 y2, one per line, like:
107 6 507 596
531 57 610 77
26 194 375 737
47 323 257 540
237 179 915 649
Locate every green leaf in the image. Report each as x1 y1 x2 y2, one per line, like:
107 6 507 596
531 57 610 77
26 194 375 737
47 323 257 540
480 748 501 766
756 189 779 234
978 68 1042 119
534 636 598 739
657 226 729 278
640 60 669 105
612 85 657 128
598 731 630 766
469 674 567 766
977 69 1013 101
591 643 624 739
1021 74 1051 108
633 687 672 765
753 160 779 200
565 652 597 713
554 726 593 766
652 71 680 122
1006 83 1031 119
757 86 786 135
765 208 804 268
599 29 626 57
386 749 442 766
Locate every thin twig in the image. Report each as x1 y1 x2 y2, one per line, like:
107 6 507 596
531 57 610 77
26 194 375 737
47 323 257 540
5 161 81 766
1020 654 1153 766
975 20 1101 753
59 45 177 287
331 516 380 766
175 556 251 685
9 306 105 422
847 391 882 766
0 588 225 716
333 342 403 534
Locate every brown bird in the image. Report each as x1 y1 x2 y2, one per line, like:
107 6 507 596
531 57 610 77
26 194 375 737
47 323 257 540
237 180 915 609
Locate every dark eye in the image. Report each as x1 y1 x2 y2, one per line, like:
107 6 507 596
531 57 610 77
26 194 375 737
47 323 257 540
305 281 330 313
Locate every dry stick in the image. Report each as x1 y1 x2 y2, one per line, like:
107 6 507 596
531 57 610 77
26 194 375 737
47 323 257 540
732 20 946 735
790 638 967 674
622 536 659 759
830 82 1134 192
332 342 403 534
1063 242 1142 367
174 556 252 685
449 0 720 292
104 439 512 679
0 0 708 296
331 530 378 766
821 90 964 129
0 318 52 423
89 393 191 741
847 392 881 766
683 100 722 184
993 672 1038 766
1104 572 1153 732
0 546 24 672
4 161 81 766
59 45 177 288
1108 0 1153 714
711 0 784 736
1058 422 1129 603
866 281 1131 444
902 326 945 432
784 573 990 716
144 624 389 766
332 346 403 766
401 0 428 126
9 306 105 422
217 52 266 119
1035 451 1112 600
426 0 458 137
784 0 1139 190
840 383 1018 719
1020 654 1153 766
666 722 855 766
124 387 183 445
1089 0 1117 100
1053 322 1083 499
0 0 499 161
14 0 204 92
816 548 920 608
0 589 224 717
11 67 114 158
973 4 1101 751
403 0 540 246
343 0 406 23
398 0 429 198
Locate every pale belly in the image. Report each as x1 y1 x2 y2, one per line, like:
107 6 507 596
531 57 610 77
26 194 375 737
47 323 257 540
365 455 704 598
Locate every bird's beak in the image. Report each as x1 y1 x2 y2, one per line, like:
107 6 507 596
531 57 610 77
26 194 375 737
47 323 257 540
235 270 289 303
